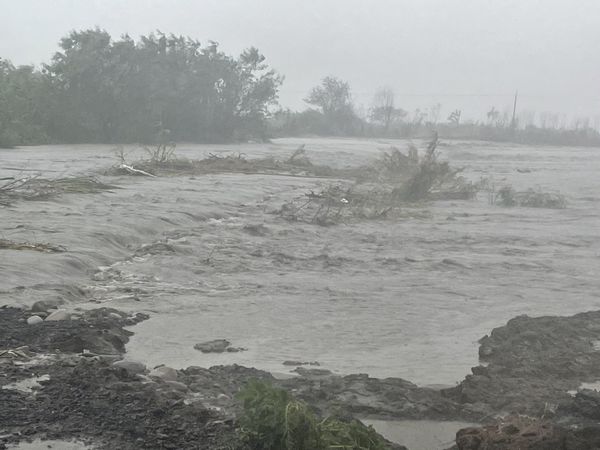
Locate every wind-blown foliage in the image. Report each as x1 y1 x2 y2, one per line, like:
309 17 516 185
303 76 361 135
236 379 389 450
0 29 282 146
0 59 50 147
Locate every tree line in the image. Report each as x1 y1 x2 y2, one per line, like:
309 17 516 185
1 29 599 148
0 29 282 147
271 77 600 147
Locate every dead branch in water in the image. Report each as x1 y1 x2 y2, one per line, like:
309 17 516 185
277 136 478 225
0 175 116 205
0 239 67 253
117 164 156 177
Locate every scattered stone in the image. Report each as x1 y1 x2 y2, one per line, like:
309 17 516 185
292 367 333 377
194 339 246 353
0 357 236 449
149 366 178 381
26 316 43 325
1 307 147 355
454 415 600 450
45 310 71 321
31 299 65 313
194 339 231 353
112 360 146 375
283 360 321 366
164 380 189 392
242 224 269 236
226 346 247 353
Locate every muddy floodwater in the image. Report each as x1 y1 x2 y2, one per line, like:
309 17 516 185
1 138 599 386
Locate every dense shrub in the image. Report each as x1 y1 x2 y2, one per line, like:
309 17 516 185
0 29 282 146
236 380 389 450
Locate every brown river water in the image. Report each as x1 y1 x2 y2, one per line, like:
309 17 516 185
2 138 599 387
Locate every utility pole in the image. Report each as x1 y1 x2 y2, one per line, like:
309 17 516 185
511 90 519 130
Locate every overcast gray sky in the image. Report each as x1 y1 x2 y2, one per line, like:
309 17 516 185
2 0 599 124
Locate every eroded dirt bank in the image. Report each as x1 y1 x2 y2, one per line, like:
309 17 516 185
4 304 600 449
0 306 238 450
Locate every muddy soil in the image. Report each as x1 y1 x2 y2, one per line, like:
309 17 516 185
1 306 414 449
441 311 600 449
0 307 239 450
5 305 600 449
0 306 147 356
444 311 600 424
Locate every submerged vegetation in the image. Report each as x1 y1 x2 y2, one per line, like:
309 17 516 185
107 142 337 178
0 239 66 253
278 137 479 225
236 380 388 450
0 175 115 205
492 185 567 209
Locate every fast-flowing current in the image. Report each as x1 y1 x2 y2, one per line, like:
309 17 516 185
2 138 599 386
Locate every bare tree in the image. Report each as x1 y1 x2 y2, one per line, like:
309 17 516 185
428 103 441 125
447 109 462 127
487 106 500 125
370 87 406 133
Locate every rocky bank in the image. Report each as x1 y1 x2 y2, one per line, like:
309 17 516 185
4 304 600 449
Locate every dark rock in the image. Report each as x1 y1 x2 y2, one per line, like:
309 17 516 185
149 366 178 381
0 307 147 355
242 224 269 236
455 416 600 450
194 339 245 353
283 360 321 366
112 360 146 375
45 309 71 321
31 299 65 313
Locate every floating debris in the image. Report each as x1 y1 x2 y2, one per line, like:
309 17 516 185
0 239 67 253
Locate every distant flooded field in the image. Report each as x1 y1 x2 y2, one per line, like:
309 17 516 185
2 138 599 385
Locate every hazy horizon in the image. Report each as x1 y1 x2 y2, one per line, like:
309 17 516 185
3 0 599 125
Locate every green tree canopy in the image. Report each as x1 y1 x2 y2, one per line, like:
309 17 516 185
0 28 282 146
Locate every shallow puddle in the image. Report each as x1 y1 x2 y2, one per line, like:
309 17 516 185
7 440 92 449
568 380 600 396
2 374 50 394
363 419 477 450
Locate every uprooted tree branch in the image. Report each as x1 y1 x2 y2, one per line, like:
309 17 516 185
0 175 116 206
277 136 481 225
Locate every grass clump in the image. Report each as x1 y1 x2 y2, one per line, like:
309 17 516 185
0 175 116 205
0 239 66 253
391 136 477 202
493 186 566 209
236 380 389 450
278 136 478 225
278 183 397 225
108 144 335 178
